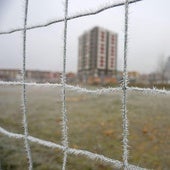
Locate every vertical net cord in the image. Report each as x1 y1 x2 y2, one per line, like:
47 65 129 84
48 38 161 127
122 0 129 169
22 0 33 170
61 0 69 170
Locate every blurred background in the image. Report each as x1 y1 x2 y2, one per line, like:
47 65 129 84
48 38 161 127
0 0 170 87
0 0 170 169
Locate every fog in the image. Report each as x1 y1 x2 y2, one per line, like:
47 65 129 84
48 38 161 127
0 0 170 74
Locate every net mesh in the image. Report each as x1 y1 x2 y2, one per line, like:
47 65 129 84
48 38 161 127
0 0 169 169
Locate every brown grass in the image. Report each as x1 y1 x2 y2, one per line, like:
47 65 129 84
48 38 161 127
0 86 169 170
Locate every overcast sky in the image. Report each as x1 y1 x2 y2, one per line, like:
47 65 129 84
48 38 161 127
0 0 170 74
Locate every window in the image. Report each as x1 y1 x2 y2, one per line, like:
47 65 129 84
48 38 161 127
101 32 105 41
110 58 114 68
111 46 114 56
100 44 104 54
100 47 104 54
111 35 114 44
100 60 104 67
100 57 104 67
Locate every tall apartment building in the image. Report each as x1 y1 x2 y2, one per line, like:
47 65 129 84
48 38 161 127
78 26 118 82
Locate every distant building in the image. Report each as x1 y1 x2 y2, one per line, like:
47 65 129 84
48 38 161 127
116 71 141 84
165 57 170 83
0 69 62 83
128 71 140 83
78 26 118 83
66 72 77 84
138 74 150 84
0 69 20 81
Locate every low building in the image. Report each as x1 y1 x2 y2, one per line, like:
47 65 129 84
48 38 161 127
0 69 62 83
66 72 77 84
128 71 140 83
0 69 20 81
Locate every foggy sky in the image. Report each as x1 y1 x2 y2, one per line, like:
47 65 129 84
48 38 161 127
0 0 170 74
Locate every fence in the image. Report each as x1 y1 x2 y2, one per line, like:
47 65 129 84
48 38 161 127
0 0 169 170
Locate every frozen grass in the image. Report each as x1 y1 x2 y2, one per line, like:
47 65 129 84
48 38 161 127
0 86 169 170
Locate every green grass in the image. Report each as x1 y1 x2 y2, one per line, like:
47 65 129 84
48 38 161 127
0 86 169 170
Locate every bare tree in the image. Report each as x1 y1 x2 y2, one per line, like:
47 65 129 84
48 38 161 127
157 54 167 84
164 56 170 83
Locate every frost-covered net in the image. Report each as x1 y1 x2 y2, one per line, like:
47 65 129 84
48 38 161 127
0 0 169 169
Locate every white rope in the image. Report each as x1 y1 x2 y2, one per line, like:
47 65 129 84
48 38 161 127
22 0 33 169
121 0 129 169
128 86 170 95
61 0 69 169
0 127 148 170
0 0 142 35
0 81 170 95
0 0 163 169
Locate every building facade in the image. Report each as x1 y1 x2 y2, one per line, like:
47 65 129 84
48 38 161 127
78 27 118 83
0 69 20 81
0 69 61 83
0 69 77 83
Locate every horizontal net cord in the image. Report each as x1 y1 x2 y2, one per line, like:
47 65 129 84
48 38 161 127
0 81 169 95
0 126 147 170
0 0 142 35
0 81 122 94
128 86 170 95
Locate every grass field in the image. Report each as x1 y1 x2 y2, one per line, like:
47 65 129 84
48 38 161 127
0 86 169 170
